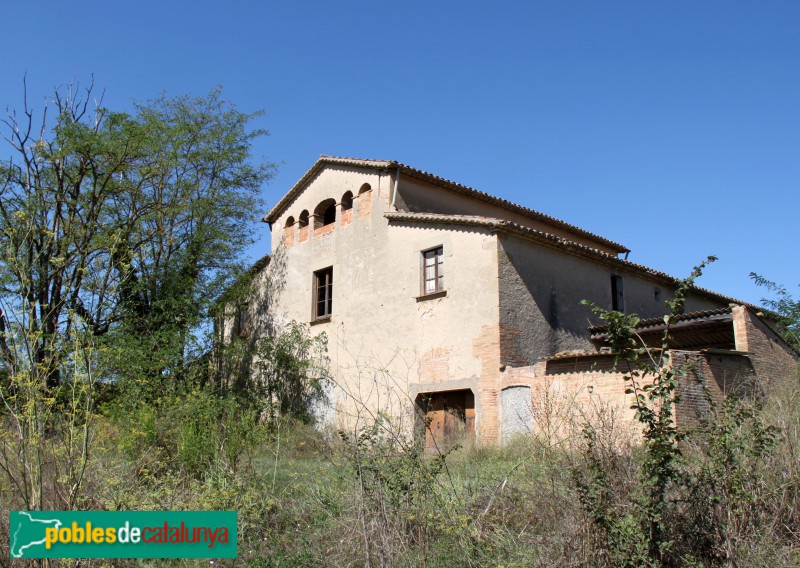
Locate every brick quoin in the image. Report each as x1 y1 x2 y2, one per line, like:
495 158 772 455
473 324 502 443
357 191 371 220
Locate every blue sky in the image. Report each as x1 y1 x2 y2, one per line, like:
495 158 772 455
2 1 798 306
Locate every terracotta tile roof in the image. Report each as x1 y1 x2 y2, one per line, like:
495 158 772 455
263 155 629 253
386 212 501 227
249 253 271 274
384 212 760 312
588 307 735 338
546 349 618 360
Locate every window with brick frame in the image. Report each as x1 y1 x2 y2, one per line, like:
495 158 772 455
314 199 336 229
298 210 309 228
341 191 353 212
313 267 333 320
421 246 444 295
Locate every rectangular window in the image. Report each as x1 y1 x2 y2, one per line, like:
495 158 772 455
313 267 333 320
611 274 624 311
422 246 444 295
235 304 250 338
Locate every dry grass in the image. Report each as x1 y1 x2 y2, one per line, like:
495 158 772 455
1 371 799 567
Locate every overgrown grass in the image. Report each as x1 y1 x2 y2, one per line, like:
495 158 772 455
2 371 799 566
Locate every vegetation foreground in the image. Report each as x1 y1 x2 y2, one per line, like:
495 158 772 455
1 83 799 566
1 369 799 567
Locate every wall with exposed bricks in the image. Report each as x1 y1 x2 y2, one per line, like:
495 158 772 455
671 350 756 430
733 306 798 392
501 361 646 445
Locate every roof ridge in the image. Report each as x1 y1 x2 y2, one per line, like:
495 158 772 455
264 156 629 253
385 212 760 311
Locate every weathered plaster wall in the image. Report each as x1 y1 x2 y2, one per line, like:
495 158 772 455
503 350 754 444
395 175 623 254
256 163 763 446
500 385 533 442
266 166 503 441
496 233 728 367
214 256 280 393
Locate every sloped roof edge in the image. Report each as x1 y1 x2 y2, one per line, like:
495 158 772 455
213 254 271 309
588 307 734 337
384 212 760 312
249 253 271 274
263 155 629 253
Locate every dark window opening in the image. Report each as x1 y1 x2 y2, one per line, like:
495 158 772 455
314 199 337 228
358 183 372 195
341 191 353 211
422 246 444 295
298 210 309 228
323 204 336 225
654 287 661 302
611 275 624 311
285 216 295 228
313 267 333 320
235 304 250 338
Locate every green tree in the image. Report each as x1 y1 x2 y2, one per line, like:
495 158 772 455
578 257 716 566
0 79 272 510
253 321 330 423
750 273 800 352
0 79 273 392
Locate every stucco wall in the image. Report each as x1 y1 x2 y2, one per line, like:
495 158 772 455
395 175 623 254
496 233 728 367
500 385 533 442
254 163 763 446
266 166 503 441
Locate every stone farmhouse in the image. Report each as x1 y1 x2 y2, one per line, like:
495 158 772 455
225 155 798 447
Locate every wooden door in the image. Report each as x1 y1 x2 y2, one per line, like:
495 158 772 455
417 390 475 451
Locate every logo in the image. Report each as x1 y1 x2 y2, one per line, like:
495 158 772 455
9 511 237 559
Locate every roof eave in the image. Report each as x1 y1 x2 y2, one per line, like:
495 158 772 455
386 212 760 312
393 164 630 254
263 156 396 224
262 155 629 253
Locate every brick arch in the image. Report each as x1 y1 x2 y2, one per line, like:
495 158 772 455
340 191 354 227
314 198 337 229
341 191 353 210
357 183 372 219
283 216 296 247
298 210 310 242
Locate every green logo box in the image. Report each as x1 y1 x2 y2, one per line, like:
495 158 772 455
9 511 237 559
